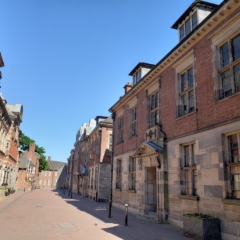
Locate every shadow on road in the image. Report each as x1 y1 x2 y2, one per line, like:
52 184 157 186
52 189 190 240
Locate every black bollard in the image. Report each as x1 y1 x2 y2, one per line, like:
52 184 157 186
71 191 72 198
108 200 112 218
124 204 128 226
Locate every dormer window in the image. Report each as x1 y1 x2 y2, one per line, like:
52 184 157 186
179 12 198 41
172 1 218 42
129 62 155 86
133 70 141 85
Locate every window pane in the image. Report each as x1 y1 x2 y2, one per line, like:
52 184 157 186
228 134 239 163
155 109 159 125
180 25 185 41
221 70 232 97
155 92 159 108
193 170 197 196
188 90 194 112
220 43 229 68
234 63 240 93
150 111 155 127
181 95 187 115
232 35 240 61
231 174 240 199
185 18 191 36
181 73 187 92
151 95 155 110
184 145 190 167
188 68 194 88
192 12 198 29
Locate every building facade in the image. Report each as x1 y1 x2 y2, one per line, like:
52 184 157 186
109 1 240 239
68 116 113 201
0 54 23 195
38 157 67 189
17 143 40 191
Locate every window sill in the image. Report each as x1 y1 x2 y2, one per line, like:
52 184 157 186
222 199 240 206
182 166 197 170
227 162 240 167
128 189 136 193
179 195 199 201
216 91 240 103
129 135 137 139
176 110 196 120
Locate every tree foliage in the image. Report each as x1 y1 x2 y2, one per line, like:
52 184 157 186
19 133 49 171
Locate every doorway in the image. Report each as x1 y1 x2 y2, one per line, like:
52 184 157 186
145 167 156 211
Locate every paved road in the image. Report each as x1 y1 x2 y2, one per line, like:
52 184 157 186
0 189 191 240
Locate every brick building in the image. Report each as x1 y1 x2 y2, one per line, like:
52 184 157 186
38 157 67 189
0 53 23 196
17 143 40 191
68 116 113 201
109 1 240 239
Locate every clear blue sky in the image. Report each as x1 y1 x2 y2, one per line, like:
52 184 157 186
0 0 221 162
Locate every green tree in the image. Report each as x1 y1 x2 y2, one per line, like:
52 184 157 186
19 133 49 171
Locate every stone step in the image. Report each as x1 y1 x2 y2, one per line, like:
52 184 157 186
136 212 160 224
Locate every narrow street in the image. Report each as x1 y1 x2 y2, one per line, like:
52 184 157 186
0 189 190 240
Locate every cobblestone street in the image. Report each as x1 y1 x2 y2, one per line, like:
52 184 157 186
0 189 190 240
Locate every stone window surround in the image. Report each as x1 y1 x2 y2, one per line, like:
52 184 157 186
117 115 124 144
129 106 137 138
116 159 122 190
210 12 240 101
173 50 196 119
128 156 136 192
180 141 198 198
223 129 240 201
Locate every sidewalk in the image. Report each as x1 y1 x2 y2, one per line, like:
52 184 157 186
0 190 25 214
0 189 191 240
57 190 190 240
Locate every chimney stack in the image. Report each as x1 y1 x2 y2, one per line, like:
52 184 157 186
29 143 36 153
124 82 132 94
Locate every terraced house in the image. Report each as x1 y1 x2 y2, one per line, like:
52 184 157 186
69 116 113 202
109 0 240 239
0 53 23 198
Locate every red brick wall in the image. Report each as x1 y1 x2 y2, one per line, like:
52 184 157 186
113 6 240 153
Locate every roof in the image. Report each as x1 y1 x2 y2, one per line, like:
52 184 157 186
129 62 155 76
145 141 163 152
6 105 15 118
171 0 219 29
134 141 163 157
6 104 23 120
100 115 113 124
19 157 36 168
49 160 67 171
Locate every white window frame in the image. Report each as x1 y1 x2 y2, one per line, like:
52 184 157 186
224 131 240 199
210 14 240 101
180 142 197 196
116 159 122 190
173 51 195 118
179 11 198 41
130 106 137 137
117 116 124 144
128 157 136 191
